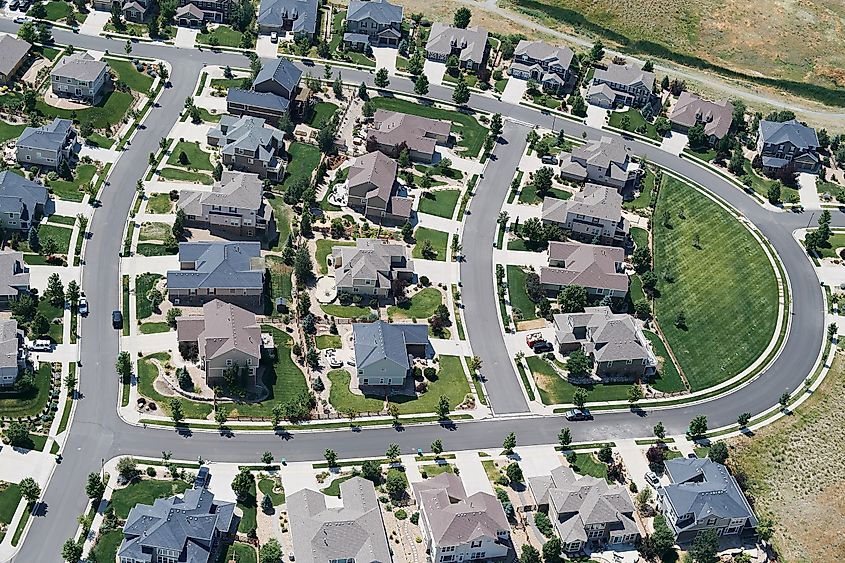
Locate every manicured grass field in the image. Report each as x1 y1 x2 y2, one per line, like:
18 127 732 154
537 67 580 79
315 239 353 274
526 356 630 405
38 224 73 255
48 164 97 202
608 108 660 141
266 255 293 311
570 452 609 481
136 273 163 320
0 122 25 144
422 463 454 477
387 287 442 319
280 142 321 190
506 265 538 321
308 102 339 128
136 243 176 257
321 474 354 497
166 141 213 170
237 479 256 533
258 478 285 505
106 58 154 93
368 97 488 158
642 330 686 393
139 222 171 241
813 232 845 259
139 322 170 334
37 89 134 129
518 183 571 204
196 26 246 47
418 189 461 219
138 352 213 419
210 77 251 90
630 226 648 251
223 542 257 563
316 335 342 349
320 304 372 319
0 483 22 527
146 193 173 214
110 479 190 519
624 168 655 210
158 168 213 184
653 177 778 390
412 227 449 261
90 530 123 563
741 159 798 202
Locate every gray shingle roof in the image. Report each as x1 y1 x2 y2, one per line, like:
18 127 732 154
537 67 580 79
0 171 48 224
352 320 427 370
168 242 264 291
347 150 397 205
209 115 284 161
51 51 107 82
227 88 291 112
17 118 75 152
513 40 573 70
347 0 403 25
367 109 451 158
333 238 412 291
758 119 819 150
553 306 653 364
426 23 488 64
177 299 262 361
180 170 264 218
669 92 734 140
541 242 628 293
254 58 302 97
593 63 654 93
175 3 204 19
258 0 318 34
542 183 623 225
0 251 28 299
0 35 31 79
0 319 21 370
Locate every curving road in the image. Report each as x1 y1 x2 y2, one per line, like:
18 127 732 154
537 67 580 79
0 22 834 561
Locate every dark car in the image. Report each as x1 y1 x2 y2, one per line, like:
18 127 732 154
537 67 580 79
564 408 592 421
112 310 123 329
194 466 210 488
532 341 554 353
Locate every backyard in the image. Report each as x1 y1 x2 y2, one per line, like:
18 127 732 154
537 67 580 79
315 239 354 274
0 364 52 419
280 142 321 190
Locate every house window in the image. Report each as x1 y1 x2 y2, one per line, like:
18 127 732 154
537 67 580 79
440 557 454 563
706 517 717 525
226 359 233 366
471 540 482 548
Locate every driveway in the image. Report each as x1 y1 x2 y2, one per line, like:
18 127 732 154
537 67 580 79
453 451 493 495
206 463 239 502
372 46 398 75
174 27 198 49
256 35 278 58
798 172 821 210
585 105 608 129
423 60 446 86
500 76 527 105
659 131 688 155
79 10 110 36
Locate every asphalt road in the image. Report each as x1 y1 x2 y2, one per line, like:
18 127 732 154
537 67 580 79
0 22 835 561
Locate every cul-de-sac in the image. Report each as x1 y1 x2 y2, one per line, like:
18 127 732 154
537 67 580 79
0 0 840 562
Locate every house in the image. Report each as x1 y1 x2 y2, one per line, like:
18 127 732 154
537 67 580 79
257 0 319 38
0 320 25 386
0 171 49 233
413 473 511 563
16 118 78 171
167 242 265 311
331 238 414 297
176 0 234 24
92 0 151 22
756 119 820 174
542 183 628 246
529 465 640 553
117 488 238 563
668 92 734 144
587 63 655 109
345 150 413 225
207 115 286 180
0 35 31 86
227 58 303 125
366 109 451 163
0 251 30 308
179 171 276 243
176 299 262 385
175 3 205 26
352 320 428 386
343 0 403 50
287 477 391 563
658 458 758 543
553 306 656 380
540 242 629 298
425 23 489 72
558 136 641 192
510 40 576 94
50 52 109 105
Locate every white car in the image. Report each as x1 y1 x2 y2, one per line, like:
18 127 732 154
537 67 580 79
30 339 52 352
13 16 30 24
270 31 278 43
78 297 89 316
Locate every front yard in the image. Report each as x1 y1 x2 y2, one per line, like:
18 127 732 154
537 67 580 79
412 227 448 261
387 287 442 319
417 189 461 219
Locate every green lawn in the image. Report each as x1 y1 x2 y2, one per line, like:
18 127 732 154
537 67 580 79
608 108 660 141
653 177 779 390
494 78 509 93
813 232 845 259
258 478 285 505
625 168 655 210
570 453 610 481
48 164 97 202
196 26 246 47
630 226 648 251
316 239 353 274
90 530 123 563
506 266 538 321
139 222 171 241
36 89 134 129
418 189 461 219
37 223 73 256
237 479 257 533
222 542 257 563
642 330 686 393
110 479 190 519
266 255 293 310
316 334 342 349
741 159 799 202
307 102 339 128
369 97 488 158
146 193 173 214
387 287 442 319
47 215 76 226
139 322 170 334
0 483 22 527
327 355 469 415
526 356 631 404
415 164 464 181
422 463 454 476
818 180 845 202
518 183 571 204
137 243 176 257
280 142 321 190
412 227 449 261
106 57 154 93
321 474 355 497
159 167 213 184
320 304 372 319
34 299 64 343
138 352 214 419
210 77 251 90
0 121 25 144
136 273 163 320
166 141 213 170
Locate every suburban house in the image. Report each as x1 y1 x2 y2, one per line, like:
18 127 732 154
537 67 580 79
366 109 451 163
345 150 413 225
167 242 265 311
331 238 414 297
413 473 511 563
227 58 303 125
587 63 655 110
343 0 403 50
176 0 234 24
92 0 151 22
658 458 758 543
510 40 576 94
0 251 30 308
50 52 109 105
0 171 49 233
352 320 429 387
529 465 640 554
540 242 629 299
553 306 656 380
0 35 31 86
287 477 391 563
179 170 277 244
542 183 629 246
425 23 489 72
207 115 286 180
668 92 734 144
0 319 25 386
16 118 78 171
756 119 821 174
175 3 206 26
257 0 319 38
117 488 238 563
558 136 641 192
176 299 262 386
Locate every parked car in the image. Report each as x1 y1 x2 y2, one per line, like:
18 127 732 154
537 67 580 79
194 466 210 488
78 297 88 316
645 471 660 486
14 16 30 24
30 339 52 352
9 1 21 11
541 155 558 165
687 452 697 459
564 408 592 421
532 341 553 353
112 310 123 329
270 31 278 43
524 332 544 347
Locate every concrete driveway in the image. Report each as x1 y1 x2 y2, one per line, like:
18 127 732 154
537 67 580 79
501 77 527 105
423 60 446 86
174 27 198 49
78 11 110 37
453 451 494 495
256 35 278 58
372 46 398 75
585 105 608 128
659 131 688 155
798 172 821 210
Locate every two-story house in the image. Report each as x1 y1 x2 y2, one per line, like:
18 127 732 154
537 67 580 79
558 136 641 192
542 183 629 246
0 251 30 309
118 488 238 563
510 40 576 94
332 238 414 297
207 115 286 180
227 58 303 125
352 320 429 387
365 109 451 163
540 242 629 299
0 171 49 233
413 473 511 563
425 23 489 73
179 170 276 244
176 0 234 24
529 465 641 554
0 319 25 387
343 0 403 51
16 118 78 171
553 306 657 381
668 92 734 145
756 118 821 174
92 0 150 22
345 150 413 225
0 35 31 86
658 458 758 544
167 242 265 312
257 0 318 39
587 63 655 110
50 52 109 105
